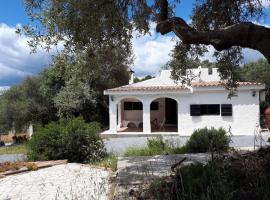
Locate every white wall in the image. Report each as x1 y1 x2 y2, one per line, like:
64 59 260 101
188 67 220 82
178 90 260 136
111 89 260 135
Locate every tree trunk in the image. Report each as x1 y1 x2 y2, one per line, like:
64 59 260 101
156 0 270 63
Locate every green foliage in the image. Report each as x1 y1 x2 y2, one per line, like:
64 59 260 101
22 0 160 51
124 128 230 157
134 75 154 83
45 52 129 122
0 144 28 155
94 155 118 172
185 127 231 153
168 41 206 85
164 0 267 90
0 76 57 132
0 48 130 131
240 58 270 107
147 148 270 200
148 162 233 200
28 117 106 163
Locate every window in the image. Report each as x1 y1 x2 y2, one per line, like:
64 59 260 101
221 104 232 116
150 102 159 110
190 104 220 116
124 102 142 110
201 104 220 115
190 105 201 116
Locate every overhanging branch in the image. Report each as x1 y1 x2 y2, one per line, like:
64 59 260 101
156 0 270 63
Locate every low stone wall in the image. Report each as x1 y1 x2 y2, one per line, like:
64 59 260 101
104 134 270 155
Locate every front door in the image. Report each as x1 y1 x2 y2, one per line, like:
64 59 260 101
165 98 177 124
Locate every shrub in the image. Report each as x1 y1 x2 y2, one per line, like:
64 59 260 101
147 136 167 151
147 149 270 200
28 117 106 163
185 127 231 153
147 161 233 200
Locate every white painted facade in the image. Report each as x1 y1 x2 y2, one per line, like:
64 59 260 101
104 68 265 136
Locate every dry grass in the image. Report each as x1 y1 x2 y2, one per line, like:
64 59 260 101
93 155 118 172
0 144 28 155
0 161 37 173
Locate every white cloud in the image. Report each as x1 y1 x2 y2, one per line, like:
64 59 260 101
242 48 265 63
132 23 176 76
260 0 270 7
0 21 267 85
0 23 58 86
132 22 267 77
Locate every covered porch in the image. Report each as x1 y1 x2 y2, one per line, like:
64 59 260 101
106 95 179 136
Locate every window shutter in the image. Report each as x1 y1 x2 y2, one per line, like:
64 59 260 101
221 104 232 116
190 105 201 116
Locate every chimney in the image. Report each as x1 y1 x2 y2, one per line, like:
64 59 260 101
129 69 134 84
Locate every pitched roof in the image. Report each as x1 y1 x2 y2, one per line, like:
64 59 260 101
104 69 264 94
191 81 263 87
105 81 263 93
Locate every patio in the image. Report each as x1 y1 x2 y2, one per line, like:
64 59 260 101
117 124 177 133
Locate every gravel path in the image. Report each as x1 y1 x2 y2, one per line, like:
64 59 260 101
0 163 110 200
117 153 209 185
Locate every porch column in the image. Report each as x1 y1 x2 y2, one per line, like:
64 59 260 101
177 100 181 135
109 95 117 133
117 102 122 128
143 100 151 133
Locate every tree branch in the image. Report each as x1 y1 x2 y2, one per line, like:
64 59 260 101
156 0 270 63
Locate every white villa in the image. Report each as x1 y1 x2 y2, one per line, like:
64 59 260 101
103 67 265 136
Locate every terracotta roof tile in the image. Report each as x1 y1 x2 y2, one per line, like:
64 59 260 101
191 81 263 87
107 85 185 92
105 81 263 93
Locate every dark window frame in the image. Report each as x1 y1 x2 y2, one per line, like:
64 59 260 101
190 105 201 116
221 104 232 116
124 102 143 110
190 104 221 116
200 104 220 115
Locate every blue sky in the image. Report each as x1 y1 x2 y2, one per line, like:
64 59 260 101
0 0 269 87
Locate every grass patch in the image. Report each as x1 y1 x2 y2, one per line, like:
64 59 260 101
124 128 231 157
124 146 187 156
0 144 28 155
93 155 118 171
124 136 187 157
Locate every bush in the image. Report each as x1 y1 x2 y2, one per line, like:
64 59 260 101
185 127 231 153
147 149 270 200
147 161 233 200
28 117 106 163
